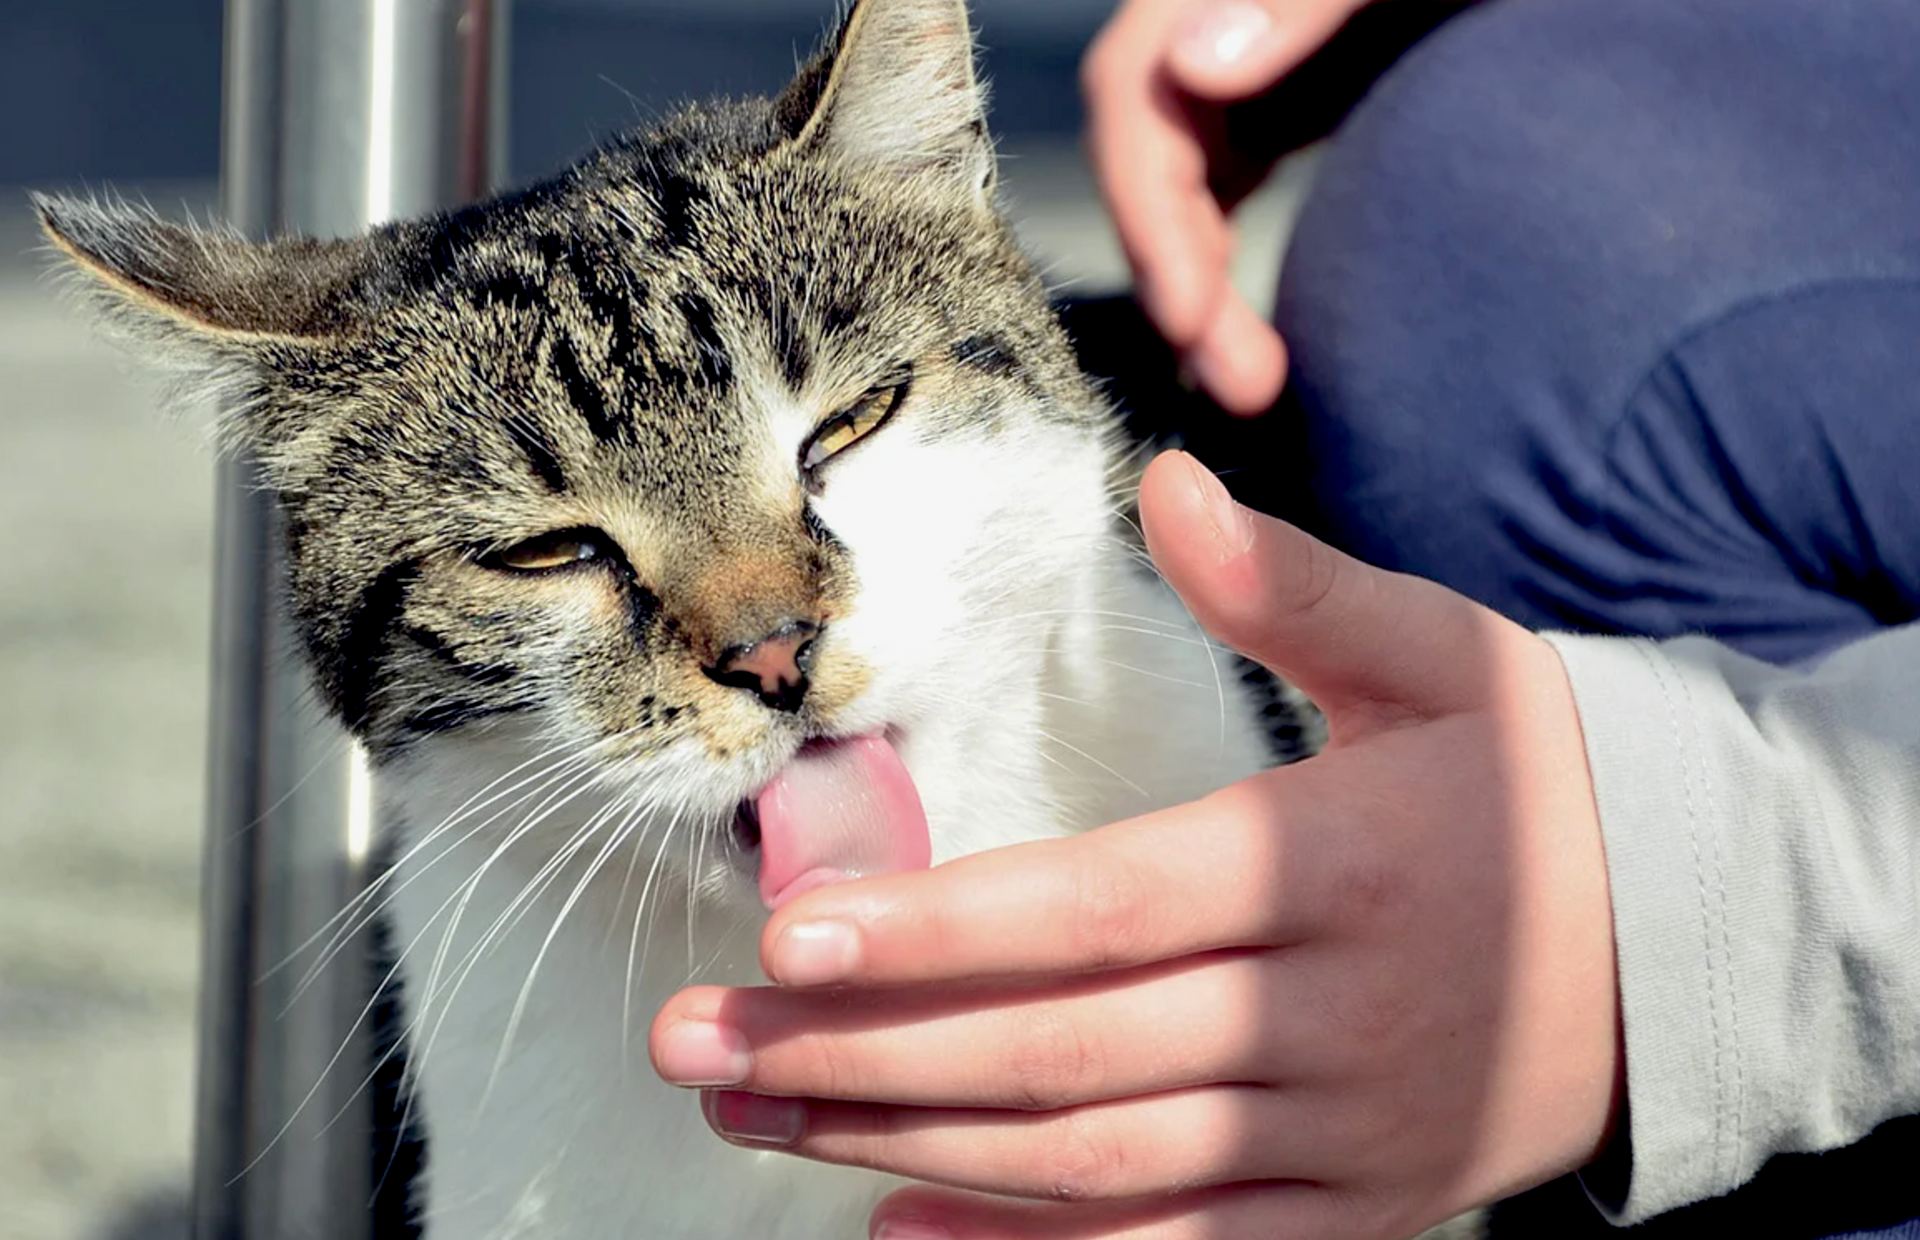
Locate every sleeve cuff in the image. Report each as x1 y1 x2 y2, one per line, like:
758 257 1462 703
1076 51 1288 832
1543 633 1746 1225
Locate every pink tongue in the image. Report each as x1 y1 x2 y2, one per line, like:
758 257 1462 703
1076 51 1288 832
753 735 930 910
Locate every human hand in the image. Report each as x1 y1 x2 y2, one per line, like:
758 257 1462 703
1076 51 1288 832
1085 0 1377 414
652 450 1624 1240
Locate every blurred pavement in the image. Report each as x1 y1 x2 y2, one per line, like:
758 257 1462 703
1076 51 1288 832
0 187 214 1240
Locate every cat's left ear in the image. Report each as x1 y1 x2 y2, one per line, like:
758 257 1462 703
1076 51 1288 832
33 192 378 346
777 0 995 203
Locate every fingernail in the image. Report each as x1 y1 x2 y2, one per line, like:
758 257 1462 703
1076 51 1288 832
705 1090 806 1146
1178 0 1276 69
656 1020 750 1087
772 919 860 987
875 1219 951 1240
1181 453 1254 563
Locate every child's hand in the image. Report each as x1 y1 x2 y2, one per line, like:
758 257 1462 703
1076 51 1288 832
653 452 1624 1240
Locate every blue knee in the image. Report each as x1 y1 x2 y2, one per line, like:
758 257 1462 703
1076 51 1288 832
1275 0 1920 659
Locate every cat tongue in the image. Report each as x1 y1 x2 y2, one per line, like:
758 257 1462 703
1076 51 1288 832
754 735 930 910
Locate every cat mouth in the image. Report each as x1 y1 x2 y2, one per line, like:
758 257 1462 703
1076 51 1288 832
729 799 763 854
726 732 931 909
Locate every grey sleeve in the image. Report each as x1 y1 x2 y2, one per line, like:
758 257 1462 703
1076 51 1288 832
1542 627 1920 1226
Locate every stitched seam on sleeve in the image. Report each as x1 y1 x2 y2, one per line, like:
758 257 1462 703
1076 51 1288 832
1673 652 1745 1186
1632 639 1732 1181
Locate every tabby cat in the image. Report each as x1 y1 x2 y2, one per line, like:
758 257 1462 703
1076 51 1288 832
37 1 1290 1234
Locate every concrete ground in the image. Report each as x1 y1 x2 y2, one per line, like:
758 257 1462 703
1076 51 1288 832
0 149 1309 1240
0 185 214 1240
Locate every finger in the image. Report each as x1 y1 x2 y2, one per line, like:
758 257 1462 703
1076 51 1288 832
1183 288 1288 415
1168 0 1366 101
757 771 1338 987
1138 451 1504 727
1084 2 1235 348
703 1086 1337 1203
654 953 1288 1108
871 1181 1373 1240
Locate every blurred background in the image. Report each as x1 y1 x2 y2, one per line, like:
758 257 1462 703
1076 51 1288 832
0 3 1304 1238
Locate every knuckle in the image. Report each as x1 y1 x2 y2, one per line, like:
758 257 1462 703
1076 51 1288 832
856 1101 912 1161
1325 826 1408 934
794 1026 862 1100
1302 928 1417 1058
1040 1109 1125 1202
1007 1006 1108 1111
1333 1096 1404 1161
1064 855 1153 971
813 1101 915 1176
1333 853 1395 925
1278 531 1345 625
1339 985 1414 1057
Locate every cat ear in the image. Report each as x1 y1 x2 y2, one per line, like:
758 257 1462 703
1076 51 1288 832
778 0 995 201
33 192 376 345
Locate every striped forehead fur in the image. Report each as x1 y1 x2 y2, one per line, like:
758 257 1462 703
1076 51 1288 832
34 0 1107 758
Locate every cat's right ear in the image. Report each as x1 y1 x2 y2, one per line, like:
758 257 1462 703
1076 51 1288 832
33 193 377 348
775 0 995 203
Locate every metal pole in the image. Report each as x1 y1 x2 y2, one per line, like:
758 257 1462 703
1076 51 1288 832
194 4 509 1238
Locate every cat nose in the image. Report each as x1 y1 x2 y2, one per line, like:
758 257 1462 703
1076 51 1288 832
703 619 821 713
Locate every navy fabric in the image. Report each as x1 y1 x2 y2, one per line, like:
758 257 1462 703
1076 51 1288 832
1837 1226 1920 1240
1273 0 1920 667
1267 0 1920 1233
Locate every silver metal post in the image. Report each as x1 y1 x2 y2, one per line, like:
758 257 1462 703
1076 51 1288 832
194 4 508 1238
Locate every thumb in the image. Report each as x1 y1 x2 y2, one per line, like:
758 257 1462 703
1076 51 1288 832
1139 451 1498 728
1168 0 1363 101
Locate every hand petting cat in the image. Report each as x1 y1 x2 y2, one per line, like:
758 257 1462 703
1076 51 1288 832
653 450 1625 1240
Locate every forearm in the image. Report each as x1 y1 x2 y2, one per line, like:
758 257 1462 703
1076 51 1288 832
1547 626 1920 1224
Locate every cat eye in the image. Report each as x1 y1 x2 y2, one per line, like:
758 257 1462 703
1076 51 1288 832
800 381 909 474
481 527 613 574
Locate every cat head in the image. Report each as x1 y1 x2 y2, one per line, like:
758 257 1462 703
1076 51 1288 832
37 0 1119 901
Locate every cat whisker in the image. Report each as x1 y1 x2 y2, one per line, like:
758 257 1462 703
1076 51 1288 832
1083 656 1216 690
485 801 641 1107
284 745 603 1005
1088 528 1233 752
406 765 618 1088
622 803 689 1065
911 683 1150 802
942 605 1198 636
291 716 659 990
601 798 659 958
411 804 614 1121
293 722 626 950
244 732 650 1179
428 777 621 1001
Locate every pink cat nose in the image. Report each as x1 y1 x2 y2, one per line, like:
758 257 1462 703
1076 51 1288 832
703 620 820 713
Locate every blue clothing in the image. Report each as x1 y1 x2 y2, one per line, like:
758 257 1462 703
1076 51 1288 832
1274 0 1920 668
1267 0 1920 1232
